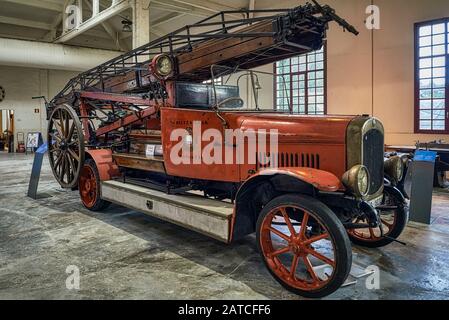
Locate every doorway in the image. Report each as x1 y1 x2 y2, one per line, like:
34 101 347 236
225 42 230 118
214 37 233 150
0 109 14 152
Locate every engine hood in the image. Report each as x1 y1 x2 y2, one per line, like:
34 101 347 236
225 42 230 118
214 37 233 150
223 112 356 144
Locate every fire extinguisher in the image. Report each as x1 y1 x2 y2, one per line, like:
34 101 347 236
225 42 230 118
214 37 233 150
17 132 25 153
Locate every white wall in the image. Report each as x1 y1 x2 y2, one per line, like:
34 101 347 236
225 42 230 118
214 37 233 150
0 66 78 150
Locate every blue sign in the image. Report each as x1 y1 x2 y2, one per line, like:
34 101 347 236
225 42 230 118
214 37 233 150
414 150 437 163
36 142 48 154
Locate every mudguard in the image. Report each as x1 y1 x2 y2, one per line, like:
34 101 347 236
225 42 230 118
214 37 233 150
383 185 407 205
230 168 342 241
253 167 342 192
85 149 120 181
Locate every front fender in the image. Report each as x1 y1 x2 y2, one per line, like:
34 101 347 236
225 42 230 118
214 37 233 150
230 168 342 242
384 185 407 205
254 167 342 192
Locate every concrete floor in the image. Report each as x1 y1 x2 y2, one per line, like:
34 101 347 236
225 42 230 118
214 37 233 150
1 152 449 300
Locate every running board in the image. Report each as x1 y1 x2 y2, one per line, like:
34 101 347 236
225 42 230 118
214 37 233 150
100 180 234 243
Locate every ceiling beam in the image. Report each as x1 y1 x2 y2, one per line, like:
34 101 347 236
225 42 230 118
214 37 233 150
0 33 41 42
82 0 128 51
169 0 241 16
42 13 63 41
55 0 132 43
0 15 52 30
120 28 164 40
151 4 207 18
151 29 164 37
152 12 187 28
152 0 242 19
0 0 63 12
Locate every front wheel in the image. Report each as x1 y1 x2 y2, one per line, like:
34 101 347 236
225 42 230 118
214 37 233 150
348 188 408 248
256 194 352 298
79 159 110 211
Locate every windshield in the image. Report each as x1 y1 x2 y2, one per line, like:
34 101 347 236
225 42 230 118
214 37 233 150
209 65 291 112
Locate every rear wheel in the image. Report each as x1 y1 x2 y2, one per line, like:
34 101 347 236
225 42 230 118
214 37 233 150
256 194 352 298
48 104 85 189
348 188 408 248
79 159 110 211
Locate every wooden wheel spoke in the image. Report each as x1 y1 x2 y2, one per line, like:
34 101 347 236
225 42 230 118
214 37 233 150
67 148 80 162
381 219 393 228
303 233 329 246
303 256 320 282
290 254 299 276
63 155 69 181
66 153 75 181
271 247 290 257
49 132 62 143
65 114 70 139
369 227 376 238
306 248 335 267
54 152 64 169
268 227 291 242
60 155 67 182
279 207 296 237
58 109 66 137
67 122 75 141
66 152 74 169
299 212 309 240
68 139 79 147
53 122 64 141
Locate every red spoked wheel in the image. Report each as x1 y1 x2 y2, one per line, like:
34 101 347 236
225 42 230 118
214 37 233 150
79 159 110 211
349 212 397 241
256 194 352 298
348 188 408 248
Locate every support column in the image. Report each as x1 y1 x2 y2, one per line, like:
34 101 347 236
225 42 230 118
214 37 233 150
132 0 151 49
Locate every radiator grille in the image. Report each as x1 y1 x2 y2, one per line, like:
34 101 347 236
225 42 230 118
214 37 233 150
363 129 384 194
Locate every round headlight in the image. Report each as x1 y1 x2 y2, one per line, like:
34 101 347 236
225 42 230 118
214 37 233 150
152 54 174 78
384 156 404 182
342 165 370 198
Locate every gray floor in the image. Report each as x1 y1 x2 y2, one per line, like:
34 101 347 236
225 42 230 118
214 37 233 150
1 152 449 300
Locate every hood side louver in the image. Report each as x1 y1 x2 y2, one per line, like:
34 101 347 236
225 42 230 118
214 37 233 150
256 152 320 170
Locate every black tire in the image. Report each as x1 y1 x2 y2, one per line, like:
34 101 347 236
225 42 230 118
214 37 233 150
349 188 408 248
78 159 110 211
256 194 352 298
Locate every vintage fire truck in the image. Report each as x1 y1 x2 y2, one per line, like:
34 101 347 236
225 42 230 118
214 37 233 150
46 1 408 298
